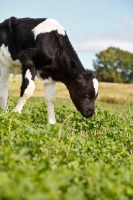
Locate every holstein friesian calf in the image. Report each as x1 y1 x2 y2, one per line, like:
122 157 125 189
0 17 98 124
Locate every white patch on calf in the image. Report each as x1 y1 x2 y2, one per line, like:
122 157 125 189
0 80 9 111
13 97 27 113
0 44 22 74
0 44 22 111
13 69 35 113
24 69 35 98
93 78 98 95
0 64 9 110
36 70 53 84
32 18 65 40
36 70 56 124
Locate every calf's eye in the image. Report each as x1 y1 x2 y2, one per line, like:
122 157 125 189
84 91 90 97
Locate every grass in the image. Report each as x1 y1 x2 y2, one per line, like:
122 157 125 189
0 99 133 200
99 82 133 105
0 75 132 199
9 96 133 115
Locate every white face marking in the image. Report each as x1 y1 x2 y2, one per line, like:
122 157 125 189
32 18 66 40
93 78 98 95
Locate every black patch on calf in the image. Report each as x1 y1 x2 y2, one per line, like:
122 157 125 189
20 78 29 97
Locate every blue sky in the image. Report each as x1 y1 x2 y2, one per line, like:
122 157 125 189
0 0 133 70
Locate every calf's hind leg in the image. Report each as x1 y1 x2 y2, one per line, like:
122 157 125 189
13 63 36 113
0 69 10 111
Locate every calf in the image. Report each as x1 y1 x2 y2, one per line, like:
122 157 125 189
0 17 98 124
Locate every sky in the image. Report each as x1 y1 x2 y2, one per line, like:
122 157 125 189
0 0 133 70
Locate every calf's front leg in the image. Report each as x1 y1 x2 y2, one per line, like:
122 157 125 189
44 80 56 124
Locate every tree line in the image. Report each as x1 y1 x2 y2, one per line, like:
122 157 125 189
92 47 133 83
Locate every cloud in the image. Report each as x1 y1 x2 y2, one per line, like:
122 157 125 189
122 18 133 28
74 18 133 54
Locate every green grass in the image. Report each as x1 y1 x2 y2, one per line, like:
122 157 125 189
8 96 133 115
0 98 133 200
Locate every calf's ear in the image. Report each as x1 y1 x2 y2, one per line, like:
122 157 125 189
84 71 97 81
70 60 79 77
92 72 97 78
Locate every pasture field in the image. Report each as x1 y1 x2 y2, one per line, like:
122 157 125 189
0 76 133 199
9 75 133 104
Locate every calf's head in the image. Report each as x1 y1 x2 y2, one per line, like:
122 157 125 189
66 68 98 118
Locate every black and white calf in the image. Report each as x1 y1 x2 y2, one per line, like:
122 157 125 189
0 17 98 124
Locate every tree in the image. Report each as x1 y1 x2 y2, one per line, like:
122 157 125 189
93 47 133 83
